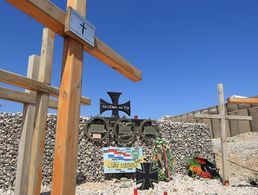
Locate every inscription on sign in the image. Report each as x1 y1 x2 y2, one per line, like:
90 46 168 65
66 8 95 47
103 147 144 173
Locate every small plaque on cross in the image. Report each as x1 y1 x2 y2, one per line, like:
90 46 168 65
65 7 95 47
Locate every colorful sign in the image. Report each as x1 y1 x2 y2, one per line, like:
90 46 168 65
102 147 145 173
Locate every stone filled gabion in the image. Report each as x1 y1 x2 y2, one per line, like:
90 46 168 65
0 112 214 190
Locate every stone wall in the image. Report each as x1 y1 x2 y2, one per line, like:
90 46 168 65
0 112 214 190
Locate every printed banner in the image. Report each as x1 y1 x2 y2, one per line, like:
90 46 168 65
102 147 145 173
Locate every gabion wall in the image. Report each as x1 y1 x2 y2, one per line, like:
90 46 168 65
0 112 214 190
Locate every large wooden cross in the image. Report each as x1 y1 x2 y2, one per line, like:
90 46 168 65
6 0 141 195
194 83 252 185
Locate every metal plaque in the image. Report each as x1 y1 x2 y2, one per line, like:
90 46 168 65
144 126 157 135
100 92 131 119
89 124 106 133
84 117 110 142
118 126 131 135
68 8 95 47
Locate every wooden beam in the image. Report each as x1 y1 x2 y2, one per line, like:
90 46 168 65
0 86 35 105
0 69 91 105
51 1 85 194
227 97 258 104
218 83 229 185
6 0 142 82
194 113 252 121
0 69 58 95
28 28 54 195
15 55 39 195
0 86 58 109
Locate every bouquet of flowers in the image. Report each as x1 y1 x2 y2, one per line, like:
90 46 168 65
152 137 173 181
187 157 222 181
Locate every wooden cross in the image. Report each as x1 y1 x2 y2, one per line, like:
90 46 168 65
6 0 142 195
194 83 252 185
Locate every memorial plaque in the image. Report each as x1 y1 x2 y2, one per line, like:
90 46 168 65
144 126 157 135
119 126 132 135
84 117 110 142
103 147 144 173
89 124 106 133
66 8 95 47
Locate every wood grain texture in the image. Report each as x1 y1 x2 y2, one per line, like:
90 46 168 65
28 28 54 195
0 87 35 105
51 1 85 194
15 55 40 195
193 83 253 184
0 69 91 105
0 69 58 95
194 113 252 120
51 37 83 195
227 97 258 104
6 0 142 81
218 83 229 184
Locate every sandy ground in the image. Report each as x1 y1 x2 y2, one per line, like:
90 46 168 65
212 131 258 183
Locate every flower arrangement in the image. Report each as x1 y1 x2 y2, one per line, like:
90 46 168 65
187 157 222 180
152 137 173 181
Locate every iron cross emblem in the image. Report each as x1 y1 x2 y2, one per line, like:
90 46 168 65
100 92 130 119
136 163 159 190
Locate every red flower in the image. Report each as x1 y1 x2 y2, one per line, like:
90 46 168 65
199 171 212 179
195 157 206 165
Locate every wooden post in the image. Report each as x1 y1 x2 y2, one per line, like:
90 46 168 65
15 55 40 195
28 28 55 195
218 83 229 185
194 83 252 185
51 1 85 194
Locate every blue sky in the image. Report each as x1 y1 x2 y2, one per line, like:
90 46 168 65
0 0 258 119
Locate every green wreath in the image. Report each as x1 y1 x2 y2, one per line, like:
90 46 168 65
152 137 173 181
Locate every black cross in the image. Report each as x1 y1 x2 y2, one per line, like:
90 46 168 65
80 22 87 34
100 92 130 119
136 163 158 190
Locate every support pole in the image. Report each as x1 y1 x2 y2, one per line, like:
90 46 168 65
51 1 86 194
15 55 40 195
218 83 229 185
28 28 55 195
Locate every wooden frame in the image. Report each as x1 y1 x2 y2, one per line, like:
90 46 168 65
0 69 91 105
6 0 142 82
194 83 253 186
0 86 58 109
3 0 142 194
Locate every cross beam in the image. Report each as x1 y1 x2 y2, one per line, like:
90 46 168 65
0 86 59 109
0 69 91 105
227 97 258 104
4 1 141 194
194 83 252 186
6 0 142 82
194 113 252 121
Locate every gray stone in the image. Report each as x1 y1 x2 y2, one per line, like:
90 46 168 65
0 112 215 190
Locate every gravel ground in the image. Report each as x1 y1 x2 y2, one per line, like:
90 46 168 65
1 132 258 195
